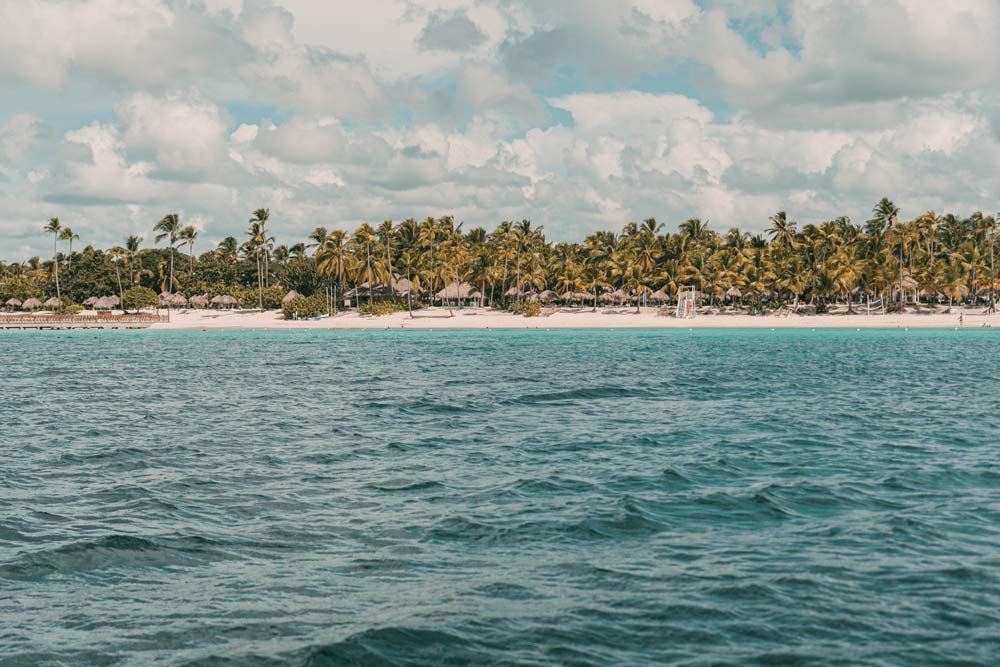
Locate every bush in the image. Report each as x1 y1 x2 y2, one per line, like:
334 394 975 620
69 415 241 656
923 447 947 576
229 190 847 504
282 294 330 319
519 301 541 317
122 286 159 311
815 302 829 314
886 302 901 313
505 300 541 317
65 304 85 315
357 300 408 316
237 285 286 309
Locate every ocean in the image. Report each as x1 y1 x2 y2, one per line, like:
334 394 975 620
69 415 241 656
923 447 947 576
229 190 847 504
1 329 998 666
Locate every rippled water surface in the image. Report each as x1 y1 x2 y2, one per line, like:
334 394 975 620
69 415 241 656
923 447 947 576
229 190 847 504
2 328 999 666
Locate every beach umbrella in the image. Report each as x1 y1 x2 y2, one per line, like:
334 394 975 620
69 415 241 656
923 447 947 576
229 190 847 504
83 296 99 306
159 292 187 307
43 297 63 310
21 298 42 311
281 290 301 305
504 286 524 298
189 294 209 309
648 290 669 303
598 291 616 303
536 290 558 304
94 296 117 311
5 298 22 310
726 287 742 299
211 294 239 309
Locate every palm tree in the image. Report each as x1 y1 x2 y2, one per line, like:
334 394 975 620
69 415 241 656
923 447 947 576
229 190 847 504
124 235 143 286
154 213 183 295
250 208 271 290
869 198 901 303
108 246 126 310
59 227 80 273
44 217 62 306
179 225 198 273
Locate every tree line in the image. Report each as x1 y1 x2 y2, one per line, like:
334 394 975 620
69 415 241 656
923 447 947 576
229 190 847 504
2 198 997 312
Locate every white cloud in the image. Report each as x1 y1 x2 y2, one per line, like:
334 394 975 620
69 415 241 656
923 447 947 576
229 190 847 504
5 0 1000 259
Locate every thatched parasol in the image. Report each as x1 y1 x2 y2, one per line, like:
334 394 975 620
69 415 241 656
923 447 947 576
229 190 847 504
536 290 558 304
436 282 481 300
5 298 22 309
43 297 63 310
21 298 42 311
560 290 594 302
598 291 616 303
648 290 669 303
83 296 99 306
726 287 743 299
282 290 301 305
211 294 239 308
189 294 209 309
94 296 118 311
159 292 187 307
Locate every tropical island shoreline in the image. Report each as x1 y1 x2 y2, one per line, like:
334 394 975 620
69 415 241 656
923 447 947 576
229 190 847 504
129 306 990 330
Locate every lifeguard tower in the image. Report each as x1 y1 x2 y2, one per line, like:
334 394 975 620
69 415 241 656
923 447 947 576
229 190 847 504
676 286 697 318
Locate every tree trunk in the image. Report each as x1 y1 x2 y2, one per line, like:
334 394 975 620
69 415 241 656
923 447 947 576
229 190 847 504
53 236 61 308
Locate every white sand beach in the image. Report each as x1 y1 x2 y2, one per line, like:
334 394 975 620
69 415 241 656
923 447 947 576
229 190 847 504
149 306 997 330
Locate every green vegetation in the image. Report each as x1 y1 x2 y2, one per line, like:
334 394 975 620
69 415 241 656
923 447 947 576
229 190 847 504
506 301 542 317
281 294 329 320
3 199 999 312
122 286 159 312
357 301 411 316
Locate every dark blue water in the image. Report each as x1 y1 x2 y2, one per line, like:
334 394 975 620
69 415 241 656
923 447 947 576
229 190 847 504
1 329 998 666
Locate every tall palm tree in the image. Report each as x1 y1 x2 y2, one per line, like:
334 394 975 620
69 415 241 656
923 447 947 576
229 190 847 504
44 217 62 306
59 227 79 273
179 225 198 273
154 213 183 295
869 198 901 303
250 208 271 290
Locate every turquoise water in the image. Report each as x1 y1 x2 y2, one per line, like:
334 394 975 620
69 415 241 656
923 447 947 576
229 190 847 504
1 329 998 666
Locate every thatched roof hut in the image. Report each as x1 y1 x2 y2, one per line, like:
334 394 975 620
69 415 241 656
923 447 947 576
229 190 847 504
83 296 99 306
5 298 22 309
436 282 481 300
598 291 616 303
901 275 919 290
43 297 63 310
560 290 594 303
189 294 209 309
282 290 301 305
648 290 670 303
159 292 187 308
536 290 558 304
726 287 743 299
211 294 239 309
94 296 118 311
21 298 42 311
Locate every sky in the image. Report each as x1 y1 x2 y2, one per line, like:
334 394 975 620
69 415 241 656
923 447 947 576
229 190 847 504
2 0 1000 260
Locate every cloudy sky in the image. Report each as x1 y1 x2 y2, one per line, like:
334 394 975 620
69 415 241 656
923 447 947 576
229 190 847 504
2 0 999 259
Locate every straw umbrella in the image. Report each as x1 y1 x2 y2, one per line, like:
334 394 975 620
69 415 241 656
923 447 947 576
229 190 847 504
94 296 117 311
648 290 669 304
281 290 301 305
21 298 42 311
536 290 558 304
189 294 209 309
83 296 98 307
5 298 22 311
43 297 63 310
211 294 239 309
726 287 742 304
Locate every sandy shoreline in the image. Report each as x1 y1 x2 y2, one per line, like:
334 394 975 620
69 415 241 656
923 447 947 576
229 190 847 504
145 306 997 330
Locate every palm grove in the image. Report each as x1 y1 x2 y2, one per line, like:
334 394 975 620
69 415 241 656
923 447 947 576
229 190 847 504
2 198 998 315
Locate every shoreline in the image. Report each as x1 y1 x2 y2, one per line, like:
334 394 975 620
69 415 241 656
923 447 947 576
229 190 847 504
131 306 996 330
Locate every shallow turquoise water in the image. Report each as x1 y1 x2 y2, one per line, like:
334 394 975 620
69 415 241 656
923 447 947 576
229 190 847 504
1 328 998 666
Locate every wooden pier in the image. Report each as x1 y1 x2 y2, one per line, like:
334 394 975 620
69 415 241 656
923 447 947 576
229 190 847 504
0 313 169 330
